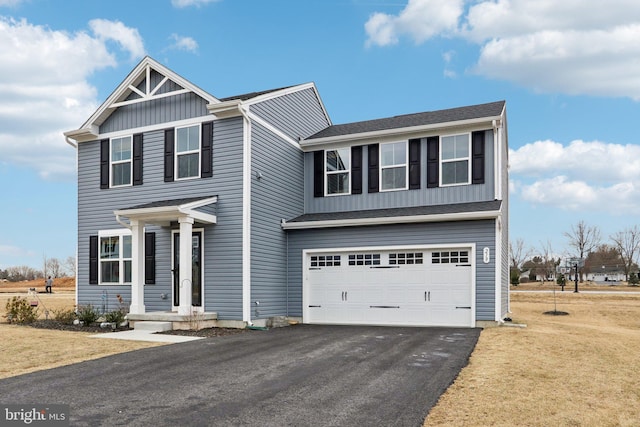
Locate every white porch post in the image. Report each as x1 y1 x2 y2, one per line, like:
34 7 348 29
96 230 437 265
129 219 146 314
178 216 194 315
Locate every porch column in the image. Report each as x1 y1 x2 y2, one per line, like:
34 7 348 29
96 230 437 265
178 216 194 315
129 219 146 314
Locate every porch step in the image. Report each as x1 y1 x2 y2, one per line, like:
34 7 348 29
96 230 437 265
133 321 173 332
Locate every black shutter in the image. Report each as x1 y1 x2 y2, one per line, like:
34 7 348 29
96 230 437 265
313 150 324 197
408 139 421 190
144 232 156 285
368 143 379 193
426 136 439 188
89 235 98 284
164 128 174 182
472 130 485 185
133 133 143 186
100 139 109 189
201 121 213 178
351 146 362 195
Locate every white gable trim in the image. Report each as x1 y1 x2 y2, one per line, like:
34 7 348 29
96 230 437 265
68 56 219 137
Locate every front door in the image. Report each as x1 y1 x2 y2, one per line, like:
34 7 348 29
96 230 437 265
172 231 203 310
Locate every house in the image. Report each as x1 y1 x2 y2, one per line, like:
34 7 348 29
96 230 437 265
64 56 509 329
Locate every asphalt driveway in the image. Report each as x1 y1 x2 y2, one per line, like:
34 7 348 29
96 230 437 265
0 325 480 426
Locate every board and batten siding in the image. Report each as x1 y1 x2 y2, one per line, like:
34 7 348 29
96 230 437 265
285 219 497 321
77 117 246 320
249 122 305 320
305 130 495 214
99 92 209 134
249 87 330 142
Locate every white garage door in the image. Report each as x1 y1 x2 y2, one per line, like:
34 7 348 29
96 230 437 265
304 247 474 327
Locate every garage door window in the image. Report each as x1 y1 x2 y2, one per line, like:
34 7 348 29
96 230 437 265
348 254 380 266
389 252 423 265
432 251 469 264
310 255 341 267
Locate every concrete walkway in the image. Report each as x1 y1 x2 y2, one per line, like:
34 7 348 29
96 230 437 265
90 329 203 343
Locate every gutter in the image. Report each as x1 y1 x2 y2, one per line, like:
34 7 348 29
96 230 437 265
281 209 502 230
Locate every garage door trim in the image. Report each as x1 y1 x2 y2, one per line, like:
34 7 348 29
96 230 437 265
302 243 476 327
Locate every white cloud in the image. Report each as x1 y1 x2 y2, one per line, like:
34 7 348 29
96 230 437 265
89 19 145 60
365 0 640 100
168 34 199 53
171 0 219 8
0 17 145 180
510 140 640 214
365 0 463 47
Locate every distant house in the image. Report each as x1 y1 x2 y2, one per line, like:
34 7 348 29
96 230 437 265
64 57 509 329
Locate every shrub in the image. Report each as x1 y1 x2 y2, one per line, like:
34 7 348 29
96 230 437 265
628 273 639 286
105 309 126 325
52 308 77 324
4 296 38 324
76 305 100 325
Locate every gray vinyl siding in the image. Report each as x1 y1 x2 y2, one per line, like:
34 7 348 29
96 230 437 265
285 220 497 321
249 87 330 141
100 92 209 134
305 129 495 213
250 122 305 320
77 117 245 320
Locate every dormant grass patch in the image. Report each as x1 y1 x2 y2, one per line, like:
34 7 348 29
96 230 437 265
0 280 163 380
425 291 640 426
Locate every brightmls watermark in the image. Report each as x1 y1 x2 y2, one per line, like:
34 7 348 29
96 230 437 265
1 405 69 426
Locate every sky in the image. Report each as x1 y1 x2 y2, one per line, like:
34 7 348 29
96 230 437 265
1 0 640 270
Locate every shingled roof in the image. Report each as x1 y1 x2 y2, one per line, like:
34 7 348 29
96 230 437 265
306 100 505 140
218 86 295 102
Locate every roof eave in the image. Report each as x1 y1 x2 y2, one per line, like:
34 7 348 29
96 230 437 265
281 209 501 230
301 115 503 150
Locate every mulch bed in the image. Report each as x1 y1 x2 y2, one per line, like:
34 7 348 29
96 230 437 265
22 320 251 338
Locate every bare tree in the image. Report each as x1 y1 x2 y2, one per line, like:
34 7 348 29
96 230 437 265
64 256 77 277
538 240 558 285
564 220 601 281
47 258 63 278
510 238 532 270
610 226 640 281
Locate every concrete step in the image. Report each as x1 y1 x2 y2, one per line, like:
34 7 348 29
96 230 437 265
133 321 173 332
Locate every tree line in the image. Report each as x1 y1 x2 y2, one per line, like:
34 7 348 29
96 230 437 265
510 221 640 285
0 256 76 282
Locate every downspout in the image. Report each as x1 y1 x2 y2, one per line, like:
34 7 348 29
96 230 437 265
238 105 253 326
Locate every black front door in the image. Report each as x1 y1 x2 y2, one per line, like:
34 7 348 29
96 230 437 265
173 231 202 308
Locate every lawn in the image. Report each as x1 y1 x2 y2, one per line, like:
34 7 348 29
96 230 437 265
425 290 640 426
0 279 163 379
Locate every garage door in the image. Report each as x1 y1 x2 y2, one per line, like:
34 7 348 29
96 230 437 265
304 247 474 327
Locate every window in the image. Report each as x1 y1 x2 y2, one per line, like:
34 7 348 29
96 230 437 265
389 252 423 265
441 134 470 186
432 250 469 264
326 148 350 195
380 141 407 191
99 230 132 284
176 125 200 179
310 255 341 267
348 254 380 266
111 136 132 187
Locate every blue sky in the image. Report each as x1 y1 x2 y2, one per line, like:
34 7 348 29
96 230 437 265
1 0 640 270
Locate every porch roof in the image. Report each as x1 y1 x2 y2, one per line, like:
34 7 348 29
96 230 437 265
114 195 218 226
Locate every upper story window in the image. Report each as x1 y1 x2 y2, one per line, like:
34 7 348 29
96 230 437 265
441 133 470 186
111 136 132 187
326 148 350 195
380 141 408 191
99 229 132 285
176 124 200 180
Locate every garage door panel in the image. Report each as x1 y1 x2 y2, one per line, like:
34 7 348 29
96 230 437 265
304 247 473 327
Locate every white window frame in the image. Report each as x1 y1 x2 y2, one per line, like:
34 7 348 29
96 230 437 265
110 135 133 188
175 124 201 180
440 133 471 187
98 229 133 285
379 141 408 192
325 147 351 196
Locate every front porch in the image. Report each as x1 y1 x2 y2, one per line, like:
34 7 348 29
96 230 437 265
127 311 227 331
